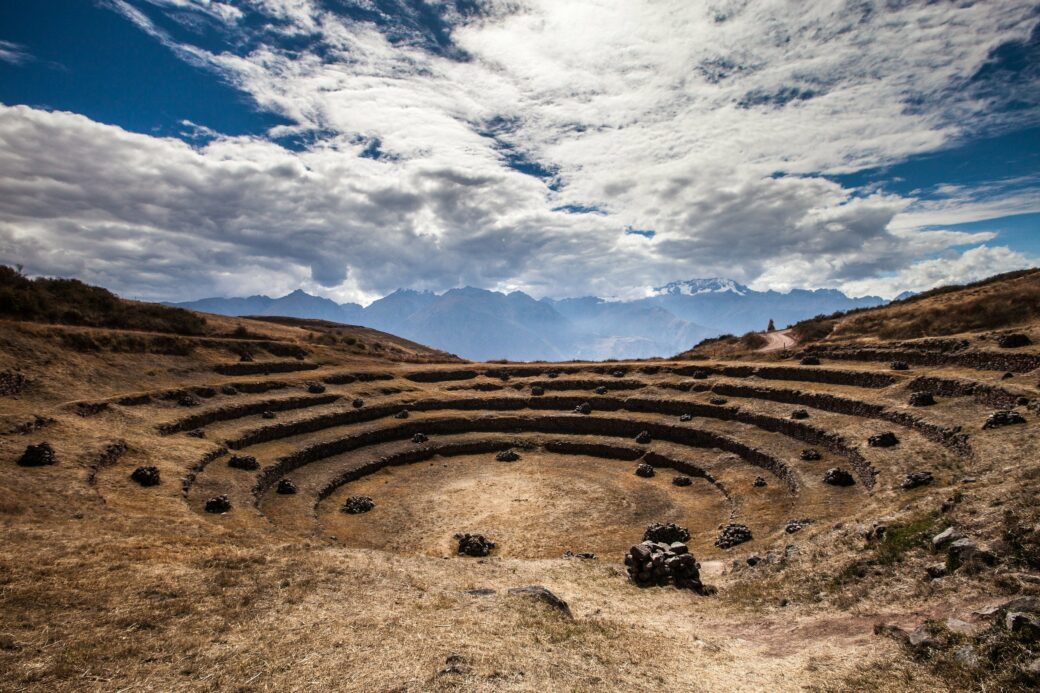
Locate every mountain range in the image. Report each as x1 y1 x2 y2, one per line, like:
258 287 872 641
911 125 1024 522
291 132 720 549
171 279 885 360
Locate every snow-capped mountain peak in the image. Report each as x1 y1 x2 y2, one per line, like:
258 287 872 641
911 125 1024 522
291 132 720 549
654 278 750 297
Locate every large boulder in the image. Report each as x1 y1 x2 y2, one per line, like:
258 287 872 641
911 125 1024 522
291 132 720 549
455 533 495 557
17 442 56 467
715 523 753 549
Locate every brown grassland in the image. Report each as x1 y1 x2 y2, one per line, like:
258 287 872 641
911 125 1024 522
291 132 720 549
1 268 1039 691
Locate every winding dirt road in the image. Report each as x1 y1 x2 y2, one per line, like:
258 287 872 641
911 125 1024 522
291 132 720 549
759 328 797 352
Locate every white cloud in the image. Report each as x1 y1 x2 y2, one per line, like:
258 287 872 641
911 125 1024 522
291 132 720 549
1 1 1038 302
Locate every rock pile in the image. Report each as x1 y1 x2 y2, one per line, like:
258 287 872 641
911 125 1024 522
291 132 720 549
307 383 326 394
187 428 206 438
891 361 910 370
635 430 652 444
983 410 1026 429
690 370 709 380
495 449 520 462
352 398 365 408
594 386 608 395
800 448 822 461
624 540 706 592
753 476 767 487
900 471 934 490
395 410 410 419
17 442 56 467
679 413 692 422
412 433 428 443
709 397 728 405
228 455 259 471
634 462 655 478
868 431 900 447
800 356 821 366
342 495 375 514
672 475 692 487
455 533 495 556
997 333 1032 348
823 467 855 486
563 551 597 560
205 495 231 513
574 402 592 415
715 523 753 549
531 385 544 396
644 522 690 543
178 394 201 407
276 478 298 494
130 466 161 487
261 410 276 419
909 392 936 406
790 409 809 419
785 518 813 533
221 384 238 395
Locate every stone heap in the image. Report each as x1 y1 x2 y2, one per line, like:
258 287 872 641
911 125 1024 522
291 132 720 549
624 540 706 592
983 410 1026 429
17 442 56 467
715 523 753 549
823 467 856 486
130 466 161 487
455 533 495 557
342 495 375 514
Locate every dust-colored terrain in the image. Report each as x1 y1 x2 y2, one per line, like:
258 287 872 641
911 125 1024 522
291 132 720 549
2 270 1040 691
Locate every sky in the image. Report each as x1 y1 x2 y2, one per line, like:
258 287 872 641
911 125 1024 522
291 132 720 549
0 0 1038 304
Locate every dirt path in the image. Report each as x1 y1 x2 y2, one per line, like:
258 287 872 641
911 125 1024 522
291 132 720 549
759 328 797 352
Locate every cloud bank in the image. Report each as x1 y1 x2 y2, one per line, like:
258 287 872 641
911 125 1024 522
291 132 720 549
1 0 1038 302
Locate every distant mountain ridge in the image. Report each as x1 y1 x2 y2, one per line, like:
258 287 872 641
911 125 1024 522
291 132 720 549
171 279 885 360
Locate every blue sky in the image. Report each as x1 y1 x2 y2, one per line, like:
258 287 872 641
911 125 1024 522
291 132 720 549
0 1 1037 302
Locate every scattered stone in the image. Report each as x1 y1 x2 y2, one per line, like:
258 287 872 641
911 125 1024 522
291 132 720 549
634 462 655 478
17 442 56 467
790 409 809 420
11 415 55 435
130 466 161 487
177 393 201 407
228 455 259 471
752 476 768 488
495 449 520 462
395 409 410 419
594 386 608 395
220 384 238 396
672 475 692 487
352 398 364 408
983 410 1026 429
343 496 375 514
679 413 692 422
187 428 206 438
931 527 964 551
624 540 707 592
785 518 813 534
800 356 821 366
276 478 298 495
925 562 948 579
455 533 495 556
574 402 592 415
412 432 428 444
890 361 910 371
997 333 1032 349
643 522 690 543
823 467 855 486
307 382 326 394
800 448 822 461
715 523 753 549
261 410 276 419
530 385 544 396
635 430 652 444
947 538 996 573
709 397 728 405
204 495 231 513
508 586 572 617
868 431 899 447
900 471 934 490
908 391 936 407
